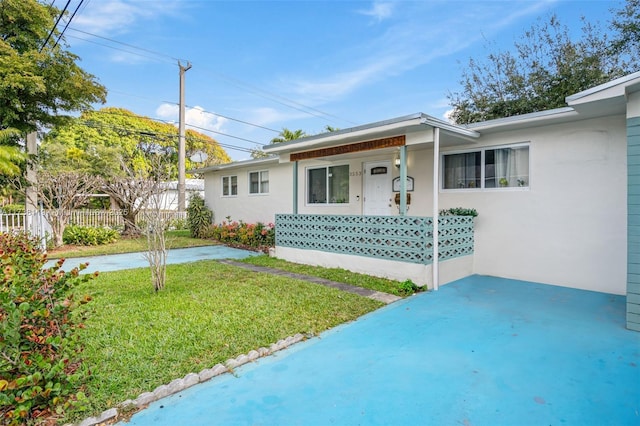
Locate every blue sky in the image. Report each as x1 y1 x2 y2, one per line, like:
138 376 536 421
62 0 619 160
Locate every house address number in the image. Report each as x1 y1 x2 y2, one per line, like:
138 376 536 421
349 170 363 177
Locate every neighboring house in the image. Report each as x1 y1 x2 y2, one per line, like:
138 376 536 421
151 178 205 211
196 72 640 331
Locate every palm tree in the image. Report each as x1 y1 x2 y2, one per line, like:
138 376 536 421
270 128 307 144
251 128 308 159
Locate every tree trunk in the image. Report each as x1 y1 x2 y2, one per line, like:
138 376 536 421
122 210 141 236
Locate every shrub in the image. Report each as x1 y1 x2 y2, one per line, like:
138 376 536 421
439 207 478 217
208 219 275 250
0 204 25 214
186 193 213 238
63 225 119 246
397 279 422 296
0 232 96 424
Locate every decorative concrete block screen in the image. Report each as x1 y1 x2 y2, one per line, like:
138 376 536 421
275 214 474 265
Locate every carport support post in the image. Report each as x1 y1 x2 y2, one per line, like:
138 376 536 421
292 161 298 214
432 127 440 291
399 145 407 215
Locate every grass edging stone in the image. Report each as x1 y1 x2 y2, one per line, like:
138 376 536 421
71 333 309 426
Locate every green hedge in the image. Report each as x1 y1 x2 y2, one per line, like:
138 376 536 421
62 225 119 246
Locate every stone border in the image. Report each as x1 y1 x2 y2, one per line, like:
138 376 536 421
71 333 308 426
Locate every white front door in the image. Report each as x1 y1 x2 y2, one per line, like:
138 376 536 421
363 161 392 216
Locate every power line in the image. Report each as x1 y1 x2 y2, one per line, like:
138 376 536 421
77 119 255 154
65 26 357 126
87 108 265 147
68 27 182 63
40 0 71 52
66 33 173 64
53 0 85 49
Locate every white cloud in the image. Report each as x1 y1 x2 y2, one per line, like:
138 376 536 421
358 1 395 23
72 0 184 35
286 1 558 105
155 104 228 133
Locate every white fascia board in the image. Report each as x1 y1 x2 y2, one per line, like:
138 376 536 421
190 157 279 174
566 71 640 105
466 107 578 131
263 113 479 154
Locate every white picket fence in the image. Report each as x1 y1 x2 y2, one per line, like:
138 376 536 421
0 209 187 234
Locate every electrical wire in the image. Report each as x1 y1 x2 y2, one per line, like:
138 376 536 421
68 27 182 63
53 0 85 49
85 108 265 146
65 26 356 126
66 34 174 64
77 119 255 154
40 0 71 52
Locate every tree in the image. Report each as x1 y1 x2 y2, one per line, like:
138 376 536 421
0 128 24 176
610 0 640 66
0 0 106 134
448 2 638 124
251 128 307 159
43 108 231 176
24 171 102 247
270 128 307 144
41 108 231 235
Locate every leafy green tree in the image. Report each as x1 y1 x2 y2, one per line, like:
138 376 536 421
42 108 230 176
448 2 638 124
0 128 24 176
610 0 640 64
0 0 106 133
0 0 106 182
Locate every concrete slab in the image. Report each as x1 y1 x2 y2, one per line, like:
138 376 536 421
121 275 640 425
46 245 259 274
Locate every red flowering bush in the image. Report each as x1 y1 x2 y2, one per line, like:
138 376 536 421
0 233 96 425
207 220 275 251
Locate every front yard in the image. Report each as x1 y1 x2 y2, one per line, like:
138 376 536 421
64 256 393 423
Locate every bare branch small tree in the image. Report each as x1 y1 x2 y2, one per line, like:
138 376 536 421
23 171 101 247
139 152 174 292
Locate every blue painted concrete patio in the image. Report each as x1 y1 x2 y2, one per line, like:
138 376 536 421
122 275 640 426
47 245 259 274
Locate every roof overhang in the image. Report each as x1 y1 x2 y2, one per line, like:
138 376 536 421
262 113 480 159
190 156 279 174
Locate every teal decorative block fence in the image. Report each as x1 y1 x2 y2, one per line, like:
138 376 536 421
275 214 474 265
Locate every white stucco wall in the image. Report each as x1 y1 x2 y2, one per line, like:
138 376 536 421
439 116 627 295
203 162 293 224
202 114 627 295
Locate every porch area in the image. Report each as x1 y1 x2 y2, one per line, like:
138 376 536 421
274 213 475 287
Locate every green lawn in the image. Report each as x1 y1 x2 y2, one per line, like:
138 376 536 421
48 229 217 258
70 260 383 422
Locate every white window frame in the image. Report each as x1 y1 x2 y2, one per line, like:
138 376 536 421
441 143 530 192
248 170 269 195
305 164 350 205
221 175 237 197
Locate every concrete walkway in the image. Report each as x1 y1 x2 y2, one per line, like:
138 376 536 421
219 259 402 304
122 275 640 426
46 245 260 274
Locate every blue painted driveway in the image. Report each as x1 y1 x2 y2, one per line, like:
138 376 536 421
47 245 258 274
122 275 640 426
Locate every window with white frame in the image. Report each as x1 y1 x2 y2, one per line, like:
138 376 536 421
222 175 237 196
249 170 269 194
307 165 349 204
443 144 529 190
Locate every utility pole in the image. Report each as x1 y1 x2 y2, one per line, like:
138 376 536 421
178 61 192 212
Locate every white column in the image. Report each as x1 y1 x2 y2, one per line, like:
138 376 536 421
432 127 440 291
